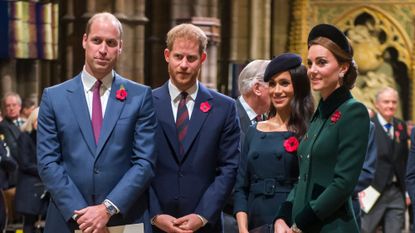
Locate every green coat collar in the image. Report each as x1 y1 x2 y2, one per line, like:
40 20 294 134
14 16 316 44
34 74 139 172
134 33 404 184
314 86 352 119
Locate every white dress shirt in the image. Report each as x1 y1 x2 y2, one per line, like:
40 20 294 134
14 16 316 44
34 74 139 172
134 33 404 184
238 95 258 124
376 113 394 138
168 80 198 121
81 67 114 119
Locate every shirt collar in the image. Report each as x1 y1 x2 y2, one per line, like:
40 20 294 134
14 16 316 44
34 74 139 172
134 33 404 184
315 86 352 119
168 80 199 102
81 66 114 91
238 95 258 121
377 113 392 127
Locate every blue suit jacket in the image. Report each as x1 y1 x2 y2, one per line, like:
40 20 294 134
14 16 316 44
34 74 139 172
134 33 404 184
354 121 377 194
150 82 240 232
37 73 157 233
406 127 415 233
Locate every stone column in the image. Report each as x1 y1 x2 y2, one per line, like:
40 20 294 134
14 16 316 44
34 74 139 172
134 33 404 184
82 0 96 19
62 0 75 80
249 0 271 59
116 0 148 84
230 0 249 62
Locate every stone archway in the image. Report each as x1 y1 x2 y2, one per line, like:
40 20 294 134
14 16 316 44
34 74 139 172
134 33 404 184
334 5 412 119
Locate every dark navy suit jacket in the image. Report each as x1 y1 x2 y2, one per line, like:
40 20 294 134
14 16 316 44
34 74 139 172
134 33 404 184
406 127 415 233
37 73 157 233
150 82 240 232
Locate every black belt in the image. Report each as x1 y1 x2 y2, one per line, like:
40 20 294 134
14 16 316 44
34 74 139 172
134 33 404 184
250 178 295 196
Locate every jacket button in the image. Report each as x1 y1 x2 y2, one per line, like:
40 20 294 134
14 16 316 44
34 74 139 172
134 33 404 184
94 168 99 174
307 154 310 159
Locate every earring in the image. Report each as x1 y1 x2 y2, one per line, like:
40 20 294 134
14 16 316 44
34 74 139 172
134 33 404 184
339 73 344 78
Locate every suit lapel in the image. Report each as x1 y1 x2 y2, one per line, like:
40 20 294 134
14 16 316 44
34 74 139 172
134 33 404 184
5 120 19 140
96 74 126 156
236 98 251 133
66 75 96 156
154 83 181 160
372 117 393 160
181 84 213 159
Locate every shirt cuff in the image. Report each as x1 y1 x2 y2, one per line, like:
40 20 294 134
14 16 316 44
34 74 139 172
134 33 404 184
105 199 120 214
196 214 208 226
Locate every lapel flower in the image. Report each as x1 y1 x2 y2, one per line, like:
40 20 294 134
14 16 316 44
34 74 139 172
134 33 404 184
397 123 403 132
283 136 299 153
200 101 211 113
330 110 341 124
395 131 401 143
116 84 127 101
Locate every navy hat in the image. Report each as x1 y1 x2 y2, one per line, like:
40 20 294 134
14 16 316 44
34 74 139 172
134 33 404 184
307 23 351 54
264 53 302 82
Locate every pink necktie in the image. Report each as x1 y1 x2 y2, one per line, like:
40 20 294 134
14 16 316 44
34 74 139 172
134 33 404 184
92 80 102 144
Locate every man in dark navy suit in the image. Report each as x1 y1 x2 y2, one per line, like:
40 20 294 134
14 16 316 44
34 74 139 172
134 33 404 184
0 136 17 231
150 23 240 233
362 87 408 233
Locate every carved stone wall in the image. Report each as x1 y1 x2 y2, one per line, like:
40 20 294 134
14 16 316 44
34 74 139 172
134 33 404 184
306 0 415 120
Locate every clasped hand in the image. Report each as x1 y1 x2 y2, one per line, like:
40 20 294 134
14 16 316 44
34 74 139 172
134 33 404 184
74 204 111 233
274 219 293 233
155 213 204 233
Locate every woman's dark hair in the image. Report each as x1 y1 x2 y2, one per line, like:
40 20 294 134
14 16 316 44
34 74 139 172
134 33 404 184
309 37 358 90
268 65 314 139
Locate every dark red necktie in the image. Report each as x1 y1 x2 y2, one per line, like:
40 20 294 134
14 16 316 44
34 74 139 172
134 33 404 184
176 92 189 156
256 115 263 122
92 80 102 144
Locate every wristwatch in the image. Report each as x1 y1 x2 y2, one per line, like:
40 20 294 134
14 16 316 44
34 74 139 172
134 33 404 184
291 223 303 233
103 199 118 216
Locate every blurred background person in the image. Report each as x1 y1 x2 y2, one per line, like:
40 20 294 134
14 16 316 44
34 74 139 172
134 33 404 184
362 87 408 233
0 136 17 232
20 98 37 122
0 92 24 225
233 53 314 232
15 107 48 233
236 60 271 135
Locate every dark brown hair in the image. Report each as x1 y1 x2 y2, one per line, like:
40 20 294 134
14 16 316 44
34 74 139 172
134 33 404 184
268 65 314 139
309 37 358 90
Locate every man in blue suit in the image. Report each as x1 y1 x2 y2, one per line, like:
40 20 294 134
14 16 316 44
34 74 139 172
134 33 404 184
150 24 240 233
37 12 157 233
407 127 415 233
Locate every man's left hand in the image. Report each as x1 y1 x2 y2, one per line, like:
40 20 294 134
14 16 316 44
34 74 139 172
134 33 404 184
173 214 204 232
74 204 111 233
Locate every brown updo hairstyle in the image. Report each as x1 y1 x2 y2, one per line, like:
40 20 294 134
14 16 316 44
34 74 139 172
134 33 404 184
308 37 358 90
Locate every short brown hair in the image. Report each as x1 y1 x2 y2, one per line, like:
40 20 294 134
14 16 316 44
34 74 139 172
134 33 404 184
166 24 207 55
85 12 123 39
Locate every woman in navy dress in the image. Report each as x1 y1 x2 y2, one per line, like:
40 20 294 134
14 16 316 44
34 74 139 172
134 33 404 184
15 108 48 233
234 53 314 232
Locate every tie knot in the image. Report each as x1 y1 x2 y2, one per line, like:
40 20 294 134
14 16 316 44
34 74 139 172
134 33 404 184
256 115 263 122
94 80 102 90
180 92 188 100
384 123 392 130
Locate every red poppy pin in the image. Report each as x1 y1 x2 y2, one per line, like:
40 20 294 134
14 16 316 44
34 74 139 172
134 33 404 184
397 123 403 132
330 110 341 124
116 84 127 101
200 101 211 113
284 136 299 153
394 130 401 143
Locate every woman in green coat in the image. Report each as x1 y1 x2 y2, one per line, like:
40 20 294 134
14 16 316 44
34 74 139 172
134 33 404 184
274 24 370 233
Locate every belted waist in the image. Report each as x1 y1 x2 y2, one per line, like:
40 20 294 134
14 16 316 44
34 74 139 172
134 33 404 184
250 178 295 196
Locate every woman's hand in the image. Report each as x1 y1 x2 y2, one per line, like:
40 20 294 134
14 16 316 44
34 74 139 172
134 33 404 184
274 219 292 233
